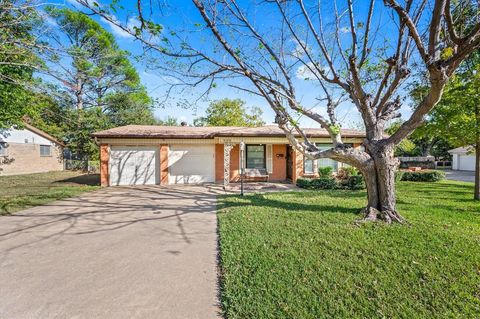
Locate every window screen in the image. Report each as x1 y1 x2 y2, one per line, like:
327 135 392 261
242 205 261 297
316 144 338 171
40 145 52 157
304 158 314 174
246 145 265 168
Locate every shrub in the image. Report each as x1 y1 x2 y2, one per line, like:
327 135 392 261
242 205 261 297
296 178 313 189
318 166 334 178
296 177 337 190
398 170 445 182
336 166 359 180
296 175 365 190
395 170 404 182
311 178 337 189
338 175 365 190
344 166 360 176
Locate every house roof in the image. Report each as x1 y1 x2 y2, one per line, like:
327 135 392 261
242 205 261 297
24 123 65 147
448 146 475 155
92 125 366 139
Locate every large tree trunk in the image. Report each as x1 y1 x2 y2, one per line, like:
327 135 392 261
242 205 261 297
475 140 480 201
361 143 404 223
475 104 480 201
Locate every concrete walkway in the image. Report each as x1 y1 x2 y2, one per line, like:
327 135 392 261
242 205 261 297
444 169 475 183
0 185 220 319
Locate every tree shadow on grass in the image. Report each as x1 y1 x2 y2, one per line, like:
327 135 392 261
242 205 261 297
56 174 100 186
218 193 361 216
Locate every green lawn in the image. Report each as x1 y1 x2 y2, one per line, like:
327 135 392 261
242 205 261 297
218 181 480 318
0 171 100 215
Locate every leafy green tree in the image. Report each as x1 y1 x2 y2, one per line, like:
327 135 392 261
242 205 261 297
194 98 265 127
45 7 140 110
386 120 451 159
104 90 157 126
158 116 179 126
0 0 44 129
410 50 480 199
31 8 158 159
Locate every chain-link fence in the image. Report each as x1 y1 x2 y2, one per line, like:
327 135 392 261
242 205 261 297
64 160 99 173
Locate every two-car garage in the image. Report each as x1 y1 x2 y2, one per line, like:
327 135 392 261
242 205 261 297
108 144 215 186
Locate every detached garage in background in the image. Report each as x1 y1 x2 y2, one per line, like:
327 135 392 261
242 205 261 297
92 125 365 187
449 147 476 171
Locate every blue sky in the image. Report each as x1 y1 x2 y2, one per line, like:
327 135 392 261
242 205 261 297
58 0 417 128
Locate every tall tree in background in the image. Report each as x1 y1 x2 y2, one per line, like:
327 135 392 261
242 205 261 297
413 52 480 199
44 7 140 110
79 0 480 223
408 3 480 200
0 2 161 162
386 120 452 158
194 98 265 127
32 8 158 159
0 0 44 129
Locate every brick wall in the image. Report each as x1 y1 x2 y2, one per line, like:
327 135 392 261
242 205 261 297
230 144 241 182
99 144 109 187
160 144 169 185
215 144 224 182
0 142 63 176
293 149 304 183
215 143 288 183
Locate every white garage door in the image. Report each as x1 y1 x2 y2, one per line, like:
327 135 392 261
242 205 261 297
459 154 475 171
169 144 215 184
109 147 159 186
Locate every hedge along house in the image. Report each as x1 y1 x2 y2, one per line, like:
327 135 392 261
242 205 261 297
92 125 365 187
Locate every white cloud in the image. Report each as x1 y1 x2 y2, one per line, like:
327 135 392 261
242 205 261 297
100 16 130 38
296 63 317 80
296 63 331 80
66 0 97 8
100 16 146 40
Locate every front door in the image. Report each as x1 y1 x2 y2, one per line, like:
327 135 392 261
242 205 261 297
286 145 293 180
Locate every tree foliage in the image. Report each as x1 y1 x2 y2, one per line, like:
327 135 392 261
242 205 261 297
44 7 141 110
0 0 44 129
31 8 158 159
194 98 265 127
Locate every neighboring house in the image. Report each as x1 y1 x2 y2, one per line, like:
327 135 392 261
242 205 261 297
92 125 365 187
0 124 64 175
449 147 476 171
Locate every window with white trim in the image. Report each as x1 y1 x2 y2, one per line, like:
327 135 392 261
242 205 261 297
40 145 52 157
304 158 314 174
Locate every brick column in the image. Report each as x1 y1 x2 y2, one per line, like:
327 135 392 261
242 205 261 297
160 144 169 185
292 149 304 183
100 144 110 187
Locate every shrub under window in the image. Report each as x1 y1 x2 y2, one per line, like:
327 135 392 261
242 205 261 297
396 170 445 182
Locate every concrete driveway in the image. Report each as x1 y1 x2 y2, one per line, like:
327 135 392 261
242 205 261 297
444 169 475 183
0 185 220 319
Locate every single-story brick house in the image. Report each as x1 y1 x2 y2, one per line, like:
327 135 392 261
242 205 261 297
92 125 365 187
0 124 64 175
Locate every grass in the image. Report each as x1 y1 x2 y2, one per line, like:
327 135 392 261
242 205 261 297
0 171 100 215
217 181 480 318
